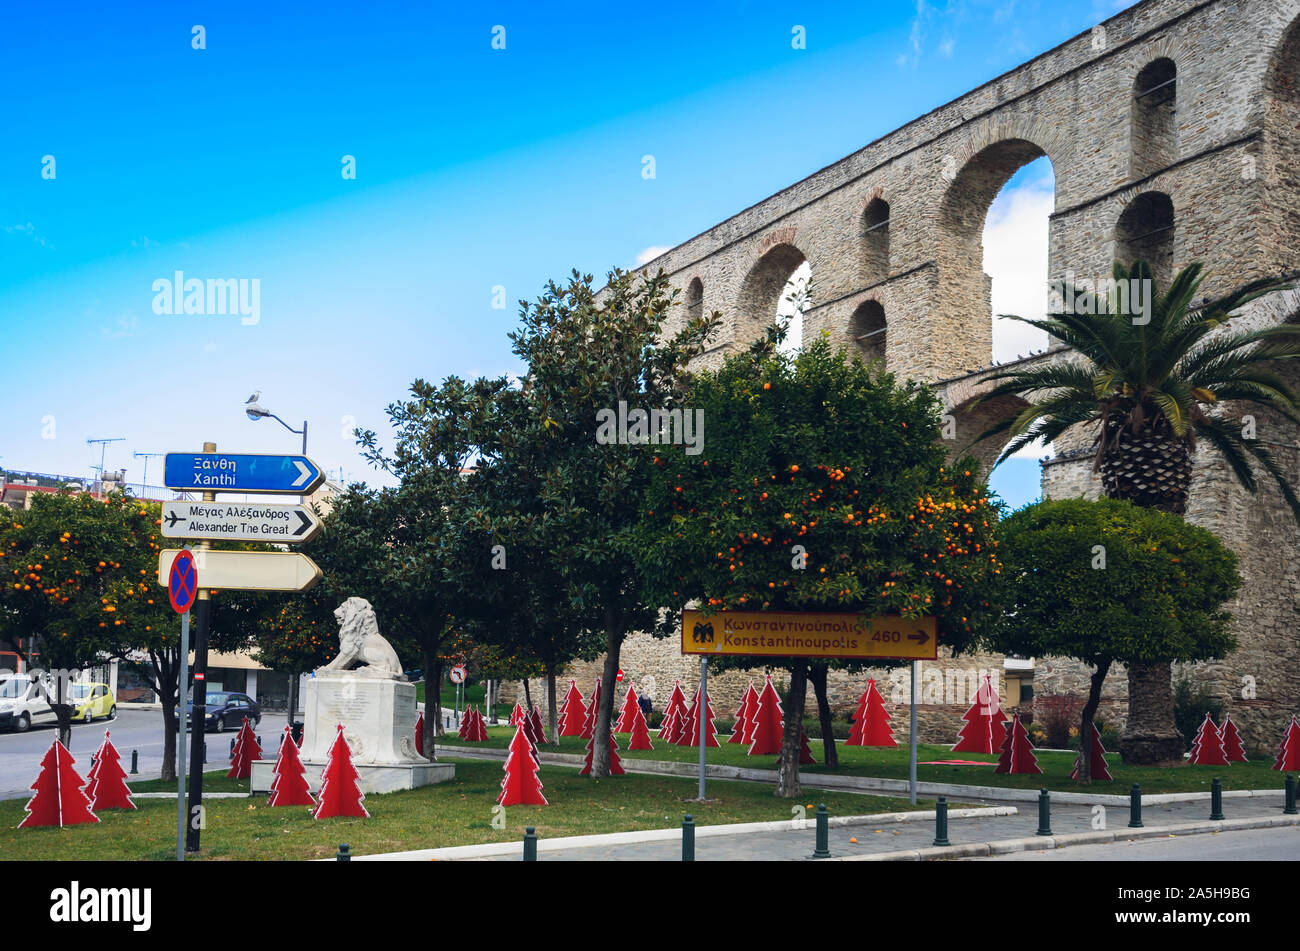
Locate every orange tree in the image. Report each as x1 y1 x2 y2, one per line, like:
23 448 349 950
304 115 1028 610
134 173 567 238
635 334 1003 797
0 491 249 775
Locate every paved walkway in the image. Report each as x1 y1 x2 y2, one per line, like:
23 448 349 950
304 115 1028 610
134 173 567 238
454 795 1297 861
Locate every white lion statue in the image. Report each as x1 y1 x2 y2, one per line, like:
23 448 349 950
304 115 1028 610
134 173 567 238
318 597 406 680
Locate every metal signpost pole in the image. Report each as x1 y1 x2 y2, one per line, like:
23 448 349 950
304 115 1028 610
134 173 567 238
909 660 919 805
185 443 216 853
698 657 708 801
176 605 189 862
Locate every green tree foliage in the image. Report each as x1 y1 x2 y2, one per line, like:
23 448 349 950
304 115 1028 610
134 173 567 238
988 497 1241 781
636 335 1002 795
501 268 721 774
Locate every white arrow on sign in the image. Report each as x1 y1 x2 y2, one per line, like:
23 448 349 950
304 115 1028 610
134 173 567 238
158 549 323 592
160 501 322 543
292 460 313 488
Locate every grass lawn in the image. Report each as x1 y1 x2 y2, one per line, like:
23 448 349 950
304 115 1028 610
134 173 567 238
0 760 935 861
415 680 511 721
434 728 1289 795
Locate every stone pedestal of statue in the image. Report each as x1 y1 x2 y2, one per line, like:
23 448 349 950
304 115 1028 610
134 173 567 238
251 675 453 795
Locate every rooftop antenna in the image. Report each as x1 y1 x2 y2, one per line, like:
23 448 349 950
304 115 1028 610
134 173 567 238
87 437 125 496
133 451 165 495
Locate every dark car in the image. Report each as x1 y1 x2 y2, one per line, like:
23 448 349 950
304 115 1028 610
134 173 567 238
185 691 261 733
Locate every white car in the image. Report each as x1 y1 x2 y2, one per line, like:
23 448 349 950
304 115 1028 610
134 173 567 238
0 673 58 732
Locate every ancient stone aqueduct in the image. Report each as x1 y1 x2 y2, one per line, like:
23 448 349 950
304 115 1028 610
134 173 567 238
532 0 1300 749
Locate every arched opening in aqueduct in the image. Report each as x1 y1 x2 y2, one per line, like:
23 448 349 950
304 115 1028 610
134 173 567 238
737 242 810 353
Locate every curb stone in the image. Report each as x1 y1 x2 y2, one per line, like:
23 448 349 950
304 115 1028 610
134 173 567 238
831 813 1300 861
342 805 1016 861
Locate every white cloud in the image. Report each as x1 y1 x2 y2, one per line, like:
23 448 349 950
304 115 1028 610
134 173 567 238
938 37 955 57
983 171 1054 364
635 246 672 267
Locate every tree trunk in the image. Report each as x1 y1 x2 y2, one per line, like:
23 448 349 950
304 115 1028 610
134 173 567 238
776 663 808 798
51 674 72 749
591 603 622 777
546 664 558 744
522 678 533 712
487 680 497 723
1119 661 1184 764
287 673 299 725
808 664 838 768
1075 658 1112 785
161 703 178 783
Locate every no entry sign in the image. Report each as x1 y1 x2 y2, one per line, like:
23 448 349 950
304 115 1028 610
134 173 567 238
168 550 198 614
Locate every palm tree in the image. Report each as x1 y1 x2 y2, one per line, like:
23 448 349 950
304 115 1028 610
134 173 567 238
973 261 1300 764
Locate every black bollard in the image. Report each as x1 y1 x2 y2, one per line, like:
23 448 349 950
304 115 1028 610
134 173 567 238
1210 777 1224 821
130 749 138 775
682 815 695 862
1128 784 1143 828
1285 775 1297 816
812 804 831 859
523 826 537 861
1036 789 1053 836
933 796 951 847
336 843 351 861
229 738 235 757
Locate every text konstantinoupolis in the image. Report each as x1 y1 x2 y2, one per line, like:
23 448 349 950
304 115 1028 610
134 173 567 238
596 400 704 456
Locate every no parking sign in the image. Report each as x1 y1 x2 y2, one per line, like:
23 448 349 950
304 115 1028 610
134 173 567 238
168 549 198 614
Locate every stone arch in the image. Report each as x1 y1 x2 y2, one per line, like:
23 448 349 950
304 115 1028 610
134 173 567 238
934 131 1058 379
861 197 890 285
685 276 704 320
1114 191 1175 288
1259 10 1300 275
944 389 1035 479
737 242 808 348
850 299 886 365
1131 58 1177 179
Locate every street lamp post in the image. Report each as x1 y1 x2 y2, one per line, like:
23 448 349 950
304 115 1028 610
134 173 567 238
243 395 309 727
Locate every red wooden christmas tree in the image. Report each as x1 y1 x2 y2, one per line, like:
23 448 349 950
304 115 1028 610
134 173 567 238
625 702 654 750
268 726 315 807
1273 715 1300 771
558 680 587 737
415 710 426 755
84 731 136 811
509 701 526 726
846 678 897 747
951 675 1007 754
798 728 816 765
581 677 602 740
498 723 549 806
994 715 1042 775
679 688 720 747
18 739 99 828
729 680 759 744
461 707 489 742
1220 715 1248 763
1070 723 1112 781
747 675 785 756
528 706 547 745
615 683 640 733
227 717 263 780
657 680 688 741
580 730 624 776
312 725 370 819
1189 713 1230 766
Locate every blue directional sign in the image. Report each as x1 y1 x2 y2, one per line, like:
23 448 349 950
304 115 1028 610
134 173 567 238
164 452 325 494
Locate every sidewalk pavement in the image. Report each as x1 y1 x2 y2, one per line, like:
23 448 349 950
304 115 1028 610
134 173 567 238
435 794 1298 861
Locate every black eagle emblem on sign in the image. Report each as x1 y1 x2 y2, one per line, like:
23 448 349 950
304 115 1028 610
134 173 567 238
692 621 715 644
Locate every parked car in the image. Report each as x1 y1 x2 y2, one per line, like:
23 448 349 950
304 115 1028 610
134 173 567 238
185 692 261 733
0 673 57 732
68 682 116 723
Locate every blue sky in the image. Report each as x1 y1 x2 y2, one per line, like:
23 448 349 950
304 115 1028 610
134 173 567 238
0 0 1130 507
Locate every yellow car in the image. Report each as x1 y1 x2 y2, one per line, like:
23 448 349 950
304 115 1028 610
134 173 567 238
69 683 117 723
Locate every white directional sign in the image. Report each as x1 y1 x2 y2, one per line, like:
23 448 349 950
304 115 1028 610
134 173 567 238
160 501 322 544
158 549 323 592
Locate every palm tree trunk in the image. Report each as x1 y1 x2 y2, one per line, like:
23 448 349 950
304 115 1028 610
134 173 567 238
1119 661 1184 764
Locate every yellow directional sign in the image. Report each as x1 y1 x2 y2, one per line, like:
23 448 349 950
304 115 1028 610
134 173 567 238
157 549 322 592
681 610 937 660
